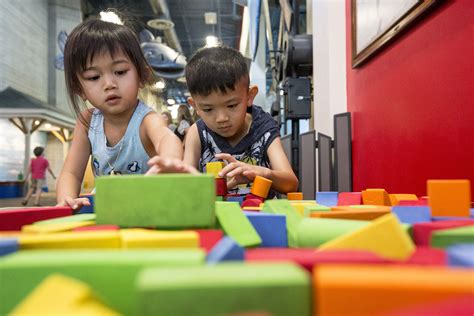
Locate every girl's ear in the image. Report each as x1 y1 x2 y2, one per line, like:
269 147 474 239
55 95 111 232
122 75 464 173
247 85 258 107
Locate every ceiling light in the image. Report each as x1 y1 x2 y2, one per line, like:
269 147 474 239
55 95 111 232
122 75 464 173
34 120 40 125
99 11 124 25
206 36 219 47
167 98 176 105
205 12 217 25
147 18 174 30
44 123 52 129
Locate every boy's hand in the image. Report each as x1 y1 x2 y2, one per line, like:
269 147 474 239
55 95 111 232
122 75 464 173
146 156 199 175
56 197 91 211
215 153 266 189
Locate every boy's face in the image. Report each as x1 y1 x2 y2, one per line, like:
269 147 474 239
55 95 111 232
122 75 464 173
189 79 258 143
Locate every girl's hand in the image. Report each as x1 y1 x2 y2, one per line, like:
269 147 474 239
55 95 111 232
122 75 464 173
56 197 91 211
146 156 199 175
215 153 266 189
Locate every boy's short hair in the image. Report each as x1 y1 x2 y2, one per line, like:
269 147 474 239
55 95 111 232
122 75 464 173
33 147 44 157
185 45 249 97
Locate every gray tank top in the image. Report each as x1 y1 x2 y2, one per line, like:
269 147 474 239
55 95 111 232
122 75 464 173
88 100 153 176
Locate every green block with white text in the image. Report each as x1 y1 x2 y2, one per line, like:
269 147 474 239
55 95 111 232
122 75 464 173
95 174 215 228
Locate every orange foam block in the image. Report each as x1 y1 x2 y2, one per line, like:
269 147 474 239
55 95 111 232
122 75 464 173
287 192 303 200
313 264 474 316
250 176 272 199
427 180 471 217
361 189 391 206
312 206 391 220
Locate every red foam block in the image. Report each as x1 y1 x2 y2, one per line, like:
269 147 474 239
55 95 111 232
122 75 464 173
398 247 447 266
0 206 73 231
337 192 362 206
73 225 120 232
398 199 428 206
241 198 262 208
215 178 227 196
194 229 224 253
412 220 474 246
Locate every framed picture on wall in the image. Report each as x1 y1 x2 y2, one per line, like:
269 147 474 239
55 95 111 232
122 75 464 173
351 0 439 68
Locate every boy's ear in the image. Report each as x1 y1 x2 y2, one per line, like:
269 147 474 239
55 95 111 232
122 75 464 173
188 97 196 109
247 85 259 107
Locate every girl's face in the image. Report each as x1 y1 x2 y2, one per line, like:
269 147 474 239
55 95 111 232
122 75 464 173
78 49 141 117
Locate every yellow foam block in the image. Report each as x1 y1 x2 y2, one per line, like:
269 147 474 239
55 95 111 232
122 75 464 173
389 194 418 206
242 206 262 211
19 231 121 249
22 221 95 234
290 201 317 217
428 180 471 217
361 189 391 206
10 274 119 316
206 162 226 178
120 229 199 248
314 265 474 316
318 213 415 260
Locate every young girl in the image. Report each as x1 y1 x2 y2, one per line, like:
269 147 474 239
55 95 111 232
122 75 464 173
56 17 183 210
175 104 194 142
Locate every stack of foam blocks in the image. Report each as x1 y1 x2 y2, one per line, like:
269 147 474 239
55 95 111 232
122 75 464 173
0 172 472 315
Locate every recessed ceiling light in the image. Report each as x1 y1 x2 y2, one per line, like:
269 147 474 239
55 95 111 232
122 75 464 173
205 12 217 25
206 36 219 47
148 18 174 30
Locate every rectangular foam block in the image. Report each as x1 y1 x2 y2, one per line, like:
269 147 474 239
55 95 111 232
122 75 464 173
225 194 245 205
18 231 121 250
290 201 316 216
22 221 95 234
431 225 474 248
0 238 18 256
244 211 288 247
447 244 474 267
136 263 311 316
427 180 471 217
95 174 216 228
206 236 244 263
262 199 302 247
77 193 95 214
193 229 223 252
389 194 418 206
305 204 331 213
0 249 205 315
9 274 119 316
73 225 120 232
215 202 261 247
120 229 199 248
392 206 431 224
412 220 474 246
398 199 428 206
400 247 447 266
316 192 339 206
361 189 391 206
337 192 362 205
310 207 390 220
313 264 474 316
0 207 73 231
33 214 96 225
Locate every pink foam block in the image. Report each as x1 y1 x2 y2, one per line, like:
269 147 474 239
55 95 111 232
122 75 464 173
73 225 120 232
398 199 428 206
412 220 474 246
337 192 362 206
0 206 73 231
241 198 262 208
194 229 224 253
398 247 447 266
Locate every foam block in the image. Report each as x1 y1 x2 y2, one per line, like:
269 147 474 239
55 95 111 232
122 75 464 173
431 225 474 248
361 189 391 206
290 201 316 216
412 220 474 246
0 249 205 315
0 206 73 231
244 211 287 247
77 193 94 214
392 206 431 224
19 231 121 250
241 198 262 208
310 207 390 220
95 174 216 228
427 179 471 217
205 161 226 177
398 199 428 206
296 218 368 248
206 236 244 263
215 202 261 247
400 247 447 266
447 244 474 267
73 225 120 232
305 204 331 213
314 264 474 316
287 192 303 200
316 192 339 206
120 229 199 248
384 295 474 316
318 213 415 260
22 221 95 234
262 199 302 247
246 248 387 272
250 176 272 198
337 192 362 205
242 206 262 211
389 194 418 206
225 194 245 205
0 238 18 256
9 274 119 316
193 229 223 252
136 263 310 316
33 213 96 225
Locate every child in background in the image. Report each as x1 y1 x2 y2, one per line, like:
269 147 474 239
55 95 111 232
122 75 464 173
56 16 183 210
175 104 194 142
22 146 56 206
148 45 298 195
161 111 177 133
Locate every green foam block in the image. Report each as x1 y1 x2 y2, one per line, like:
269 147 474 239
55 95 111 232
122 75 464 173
305 205 331 213
137 263 311 316
0 249 205 315
33 213 96 225
262 200 302 247
431 225 474 248
215 202 261 247
95 174 215 228
296 218 368 247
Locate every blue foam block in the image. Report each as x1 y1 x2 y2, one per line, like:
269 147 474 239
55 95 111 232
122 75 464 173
244 211 287 247
0 238 18 256
431 216 472 222
316 192 339 207
447 244 474 267
77 195 94 214
225 195 245 206
470 208 474 218
392 206 431 224
206 236 244 264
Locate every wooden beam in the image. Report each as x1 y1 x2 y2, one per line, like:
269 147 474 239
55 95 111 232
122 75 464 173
8 118 26 134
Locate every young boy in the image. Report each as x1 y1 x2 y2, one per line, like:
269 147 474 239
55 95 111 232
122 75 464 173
148 46 298 195
22 146 56 206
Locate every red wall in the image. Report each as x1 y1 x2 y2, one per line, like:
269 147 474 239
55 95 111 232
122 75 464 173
346 0 473 197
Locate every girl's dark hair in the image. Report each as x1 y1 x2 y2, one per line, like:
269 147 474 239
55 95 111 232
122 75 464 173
177 104 193 123
185 45 249 97
33 147 44 157
64 18 153 125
